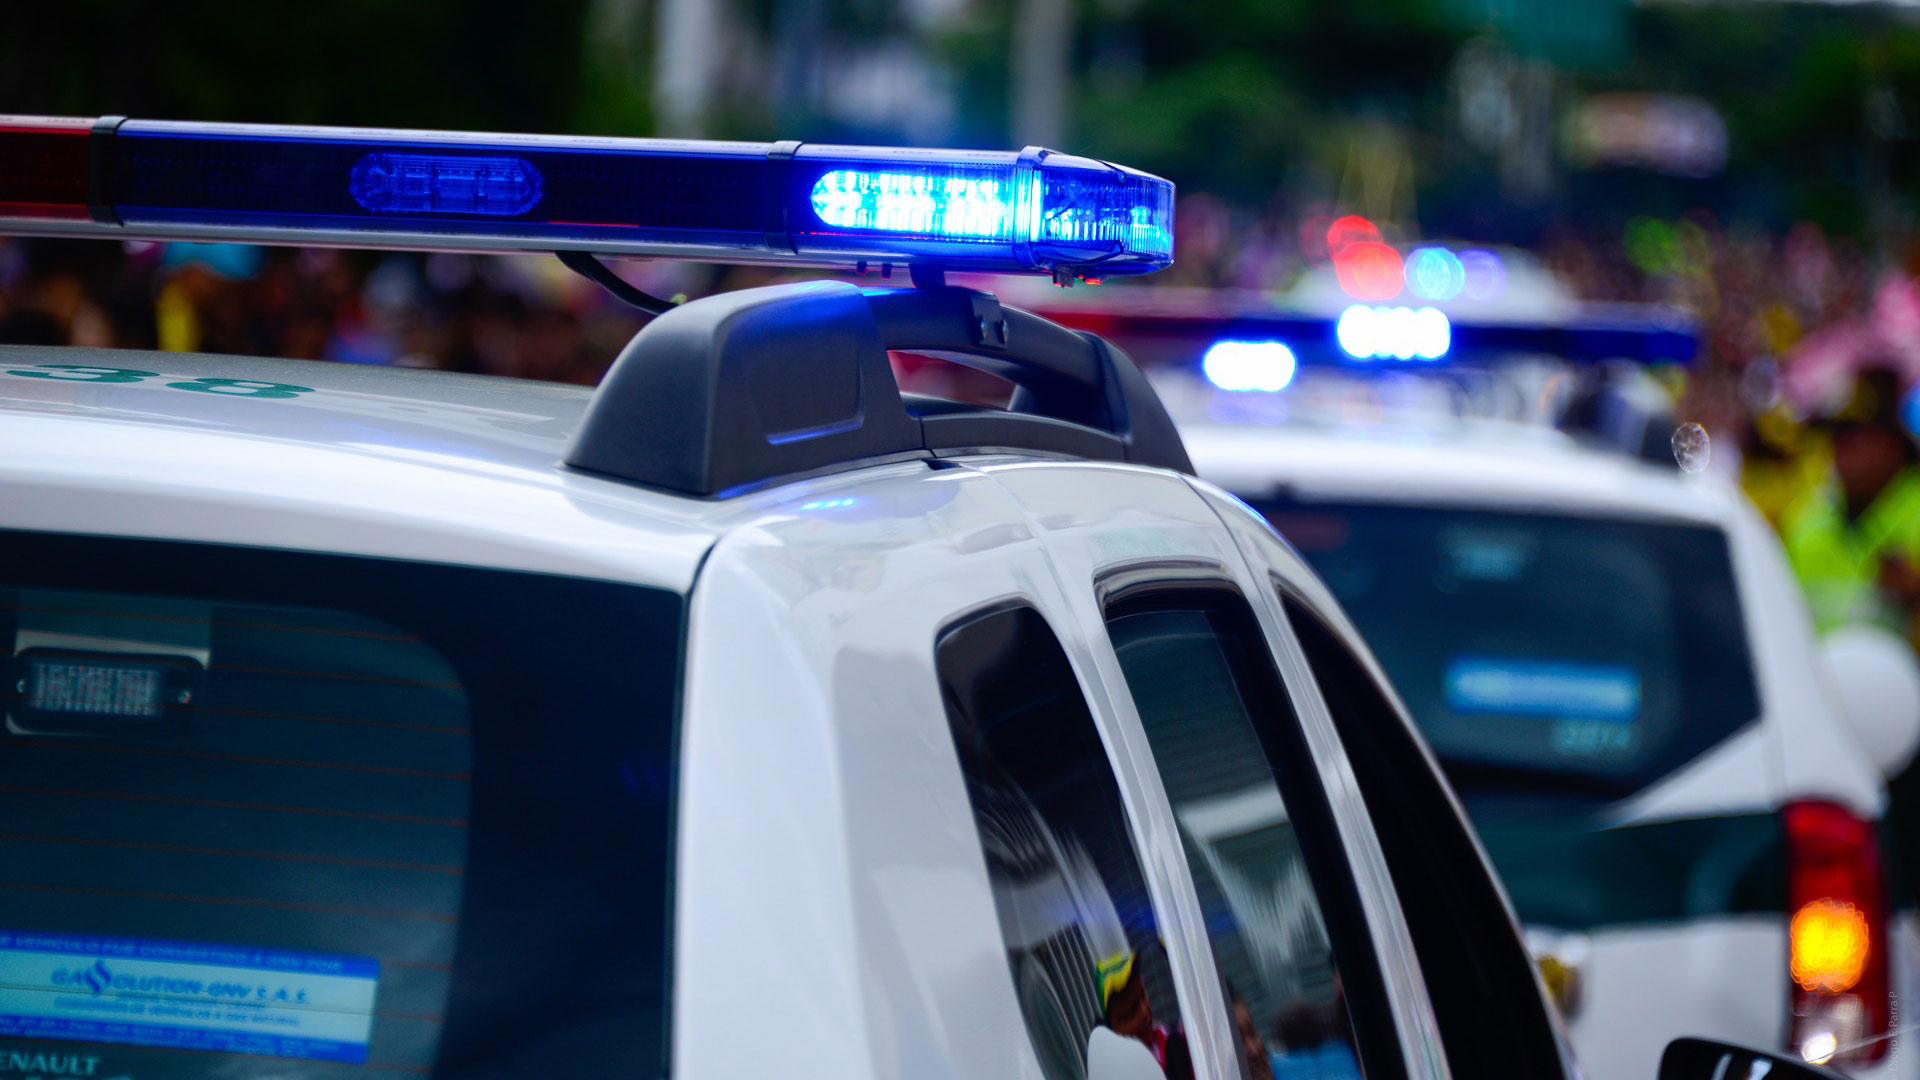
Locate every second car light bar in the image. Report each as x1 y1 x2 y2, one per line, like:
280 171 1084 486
0 116 1175 279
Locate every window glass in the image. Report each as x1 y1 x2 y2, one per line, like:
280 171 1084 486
937 605 1194 1080
1282 594 1569 1080
0 531 682 1080
1105 590 1366 1080
1253 502 1757 800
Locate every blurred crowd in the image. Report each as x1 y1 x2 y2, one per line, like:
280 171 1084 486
0 237 724 386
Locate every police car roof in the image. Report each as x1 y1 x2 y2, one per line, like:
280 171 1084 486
1182 415 1733 527
0 345 724 591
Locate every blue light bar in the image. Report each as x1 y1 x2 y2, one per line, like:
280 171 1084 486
1336 304 1451 361
1038 303 1699 367
0 118 1176 278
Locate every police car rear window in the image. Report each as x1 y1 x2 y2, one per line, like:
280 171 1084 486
1255 502 1760 799
0 531 682 1080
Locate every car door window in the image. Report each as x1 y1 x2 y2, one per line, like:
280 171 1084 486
1104 585 1388 1080
937 604 1194 1080
1281 593 1569 1080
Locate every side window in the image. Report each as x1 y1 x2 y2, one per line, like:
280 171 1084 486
937 605 1195 1080
1282 594 1568 1080
1104 586 1385 1080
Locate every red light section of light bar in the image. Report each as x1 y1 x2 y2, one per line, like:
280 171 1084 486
0 116 94 221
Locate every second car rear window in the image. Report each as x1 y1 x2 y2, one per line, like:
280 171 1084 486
1256 501 1760 801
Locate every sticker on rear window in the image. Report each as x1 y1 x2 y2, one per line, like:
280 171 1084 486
1444 656 1642 722
0 932 378 1064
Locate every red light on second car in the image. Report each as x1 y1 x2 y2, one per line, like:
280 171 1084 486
1325 214 1381 257
1334 241 1405 301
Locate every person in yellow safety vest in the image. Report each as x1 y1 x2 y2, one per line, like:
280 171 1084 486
1780 368 1920 646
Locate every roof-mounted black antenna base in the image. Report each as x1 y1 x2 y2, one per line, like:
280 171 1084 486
909 263 947 290
558 251 678 317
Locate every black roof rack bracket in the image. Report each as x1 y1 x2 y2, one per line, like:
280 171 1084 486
564 280 1192 496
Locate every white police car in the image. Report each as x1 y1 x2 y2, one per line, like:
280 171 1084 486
0 115 1843 1080
1110 322 1920 1080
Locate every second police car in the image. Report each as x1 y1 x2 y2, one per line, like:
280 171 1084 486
1013 276 1920 1080
0 115 1846 1080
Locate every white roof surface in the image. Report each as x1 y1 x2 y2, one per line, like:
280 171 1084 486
0 346 723 591
1181 410 1734 528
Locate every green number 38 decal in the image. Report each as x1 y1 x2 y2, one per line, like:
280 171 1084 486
167 377 313 398
3 364 313 399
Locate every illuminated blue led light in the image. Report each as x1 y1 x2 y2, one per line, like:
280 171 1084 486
811 171 1012 239
1203 340 1296 392
1336 304 1450 361
349 153 542 216
1406 247 1465 302
798 149 1174 268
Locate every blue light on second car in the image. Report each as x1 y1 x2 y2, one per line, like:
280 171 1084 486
1459 249 1506 301
1203 340 1297 392
1405 247 1465 301
1336 304 1450 361
349 153 542 216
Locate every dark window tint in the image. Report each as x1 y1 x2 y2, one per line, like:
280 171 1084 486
1283 595 1568 1080
0 531 682 1080
937 605 1193 1080
1106 589 1381 1080
1254 502 1758 800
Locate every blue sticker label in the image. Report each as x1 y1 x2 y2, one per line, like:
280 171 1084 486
0 933 379 1064
1444 657 1642 722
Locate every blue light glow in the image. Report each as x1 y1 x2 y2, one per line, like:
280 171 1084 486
799 149 1174 267
1203 340 1297 392
1405 247 1465 301
811 170 1012 239
797 496 860 512
349 153 542 216
1336 304 1450 361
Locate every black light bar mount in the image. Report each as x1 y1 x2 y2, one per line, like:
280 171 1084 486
564 280 1192 495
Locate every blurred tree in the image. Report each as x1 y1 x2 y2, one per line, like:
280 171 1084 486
0 0 592 131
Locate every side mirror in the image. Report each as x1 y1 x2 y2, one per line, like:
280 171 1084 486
1659 1037 1846 1080
1820 624 1920 778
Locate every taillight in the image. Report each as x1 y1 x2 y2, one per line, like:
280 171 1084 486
1785 800 1890 1066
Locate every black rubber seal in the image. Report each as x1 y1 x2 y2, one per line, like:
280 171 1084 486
763 140 803 254
87 115 127 226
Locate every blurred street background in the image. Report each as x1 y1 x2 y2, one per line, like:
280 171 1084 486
6 0 1920 560
4 0 1916 381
